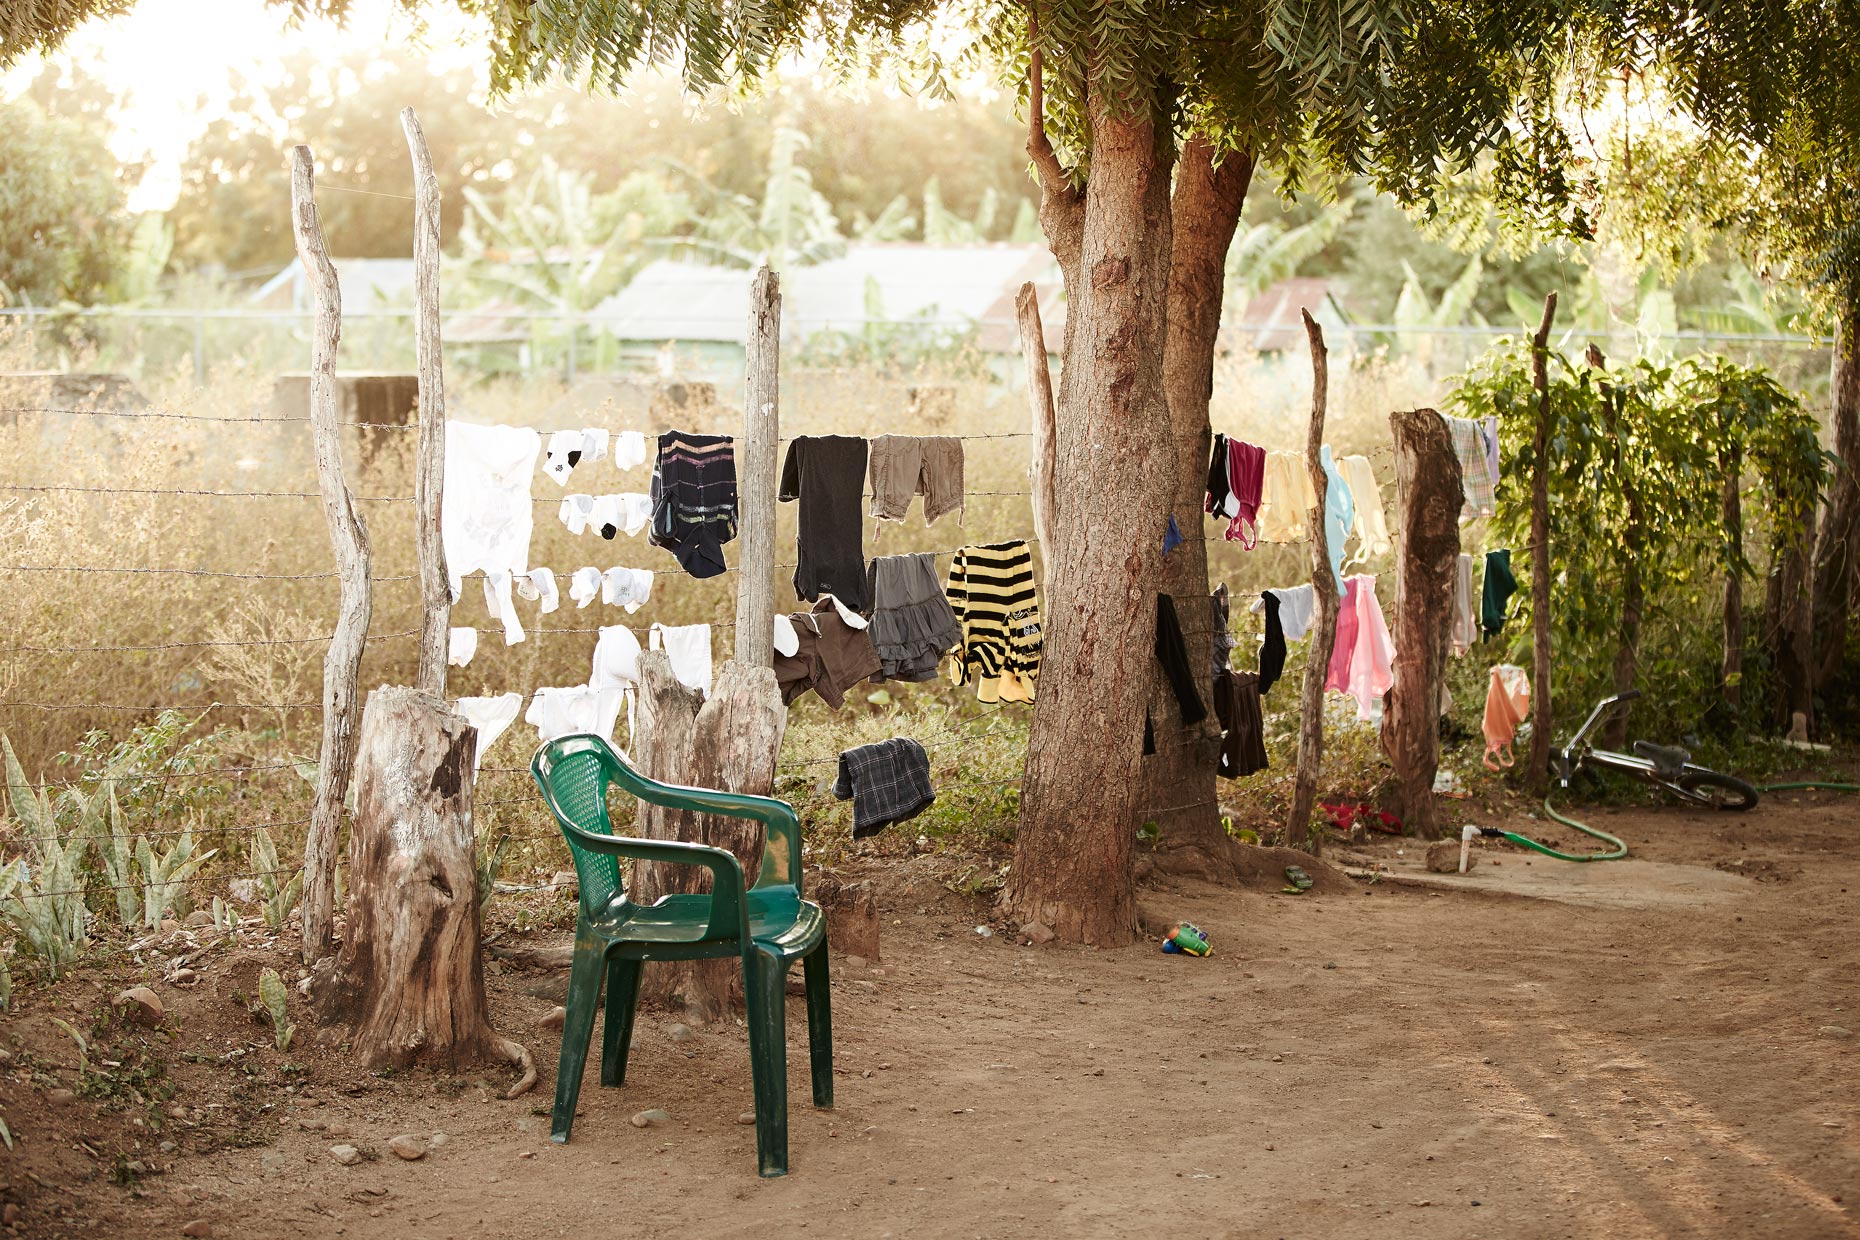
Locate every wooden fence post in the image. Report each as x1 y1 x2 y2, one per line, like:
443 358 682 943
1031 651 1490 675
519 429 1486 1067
734 266 780 668
1286 309 1337 852
401 106 450 697
1527 293 1559 795
629 270 789 1022
1381 407 1463 839
291 144 373 965
1015 281 1058 591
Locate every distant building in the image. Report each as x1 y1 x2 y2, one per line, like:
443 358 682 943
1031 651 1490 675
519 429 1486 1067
591 244 1065 368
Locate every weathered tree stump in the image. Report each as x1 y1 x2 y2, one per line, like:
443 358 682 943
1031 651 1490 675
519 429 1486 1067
1381 408 1463 839
630 656 788 1021
317 686 534 1096
812 873 881 962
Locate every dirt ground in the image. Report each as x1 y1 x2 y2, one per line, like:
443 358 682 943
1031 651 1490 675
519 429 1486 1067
3 790 1858 1240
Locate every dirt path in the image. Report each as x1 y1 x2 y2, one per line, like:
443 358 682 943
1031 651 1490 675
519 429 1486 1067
8 795 1859 1239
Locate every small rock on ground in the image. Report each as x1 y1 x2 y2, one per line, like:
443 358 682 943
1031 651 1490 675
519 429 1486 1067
665 1023 695 1043
1820 1025 1853 1039
430 1132 449 1148
183 910 215 928
182 1220 213 1238
540 1007 566 1031
1425 841 1472 874
388 1135 427 1161
114 986 165 1026
1020 921 1056 945
630 1109 673 1129
329 1144 363 1166
736 1112 756 1126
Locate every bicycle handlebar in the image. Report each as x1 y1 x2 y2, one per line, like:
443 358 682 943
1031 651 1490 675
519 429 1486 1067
1615 689 1643 703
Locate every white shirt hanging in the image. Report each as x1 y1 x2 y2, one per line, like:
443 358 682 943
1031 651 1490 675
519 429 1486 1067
526 684 628 745
443 422 541 598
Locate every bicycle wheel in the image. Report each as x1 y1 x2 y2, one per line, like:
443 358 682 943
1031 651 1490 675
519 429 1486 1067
1678 770 1760 811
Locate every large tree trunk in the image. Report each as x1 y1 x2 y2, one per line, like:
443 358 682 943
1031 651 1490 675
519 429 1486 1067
1004 83 1176 947
631 657 787 1020
318 686 534 1096
1140 135 1253 882
1381 408 1463 840
1813 300 1860 686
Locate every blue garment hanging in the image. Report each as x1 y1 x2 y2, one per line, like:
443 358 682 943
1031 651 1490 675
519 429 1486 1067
1321 446 1353 591
1163 514 1184 556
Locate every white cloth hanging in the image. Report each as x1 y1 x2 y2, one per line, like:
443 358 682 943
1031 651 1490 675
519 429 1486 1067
613 430 647 471
456 692 522 770
601 567 654 613
568 566 603 608
481 569 526 645
526 684 628 745
1450 553 1477 656
1265 584 1316 642
443 422 541 598
515 566 559 614
447 626 478 667
650 622 712 697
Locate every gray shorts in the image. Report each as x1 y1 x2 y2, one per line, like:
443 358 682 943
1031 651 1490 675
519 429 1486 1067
868 435 964 525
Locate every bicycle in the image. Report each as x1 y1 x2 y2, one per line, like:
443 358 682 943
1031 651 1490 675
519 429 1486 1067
1550 689 1760 811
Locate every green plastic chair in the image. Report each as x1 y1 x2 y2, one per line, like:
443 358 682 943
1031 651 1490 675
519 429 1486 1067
528 733 832 1177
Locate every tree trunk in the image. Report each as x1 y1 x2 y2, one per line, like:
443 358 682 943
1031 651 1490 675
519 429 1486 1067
1381 408 1463 840
1813 300 1860 685
1721 438 1744 713
1526 294 1558 795
1141 135 1253 882
631 657 787 1020
1286 312 1338 851
1004 85 1175 947
1768 498 1816 732
319 686 534 1096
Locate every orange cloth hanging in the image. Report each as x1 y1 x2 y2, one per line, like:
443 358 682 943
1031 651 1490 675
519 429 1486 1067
1482 664 1531 771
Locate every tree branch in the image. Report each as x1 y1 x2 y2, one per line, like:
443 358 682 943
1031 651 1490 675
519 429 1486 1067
1025 5 1074 207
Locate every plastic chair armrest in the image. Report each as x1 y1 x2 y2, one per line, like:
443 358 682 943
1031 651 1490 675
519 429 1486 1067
558 820 750 942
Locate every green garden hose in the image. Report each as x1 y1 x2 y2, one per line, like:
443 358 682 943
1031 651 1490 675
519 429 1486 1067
1467 780 1860 870
1469 799 1630 863
1757 781 1860 792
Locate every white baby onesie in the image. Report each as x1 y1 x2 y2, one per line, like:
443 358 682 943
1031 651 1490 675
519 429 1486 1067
613 430 647 471
526 684 627 745
601 567 654 613
569 566 603 609
482 569 526 645
649 622 712 698
455 692 522 771
447 626 478 667
514 566 559 613
443 422 541 598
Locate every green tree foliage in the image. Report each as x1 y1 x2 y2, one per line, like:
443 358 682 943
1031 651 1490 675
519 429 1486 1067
165 48 1036 275
1453 342 1826 739
0 97 133 305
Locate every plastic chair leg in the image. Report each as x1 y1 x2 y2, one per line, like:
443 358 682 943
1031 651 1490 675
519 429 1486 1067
601 958 643 1088
551 932 607 1143
803 939 833 1109
742 948 790 1177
